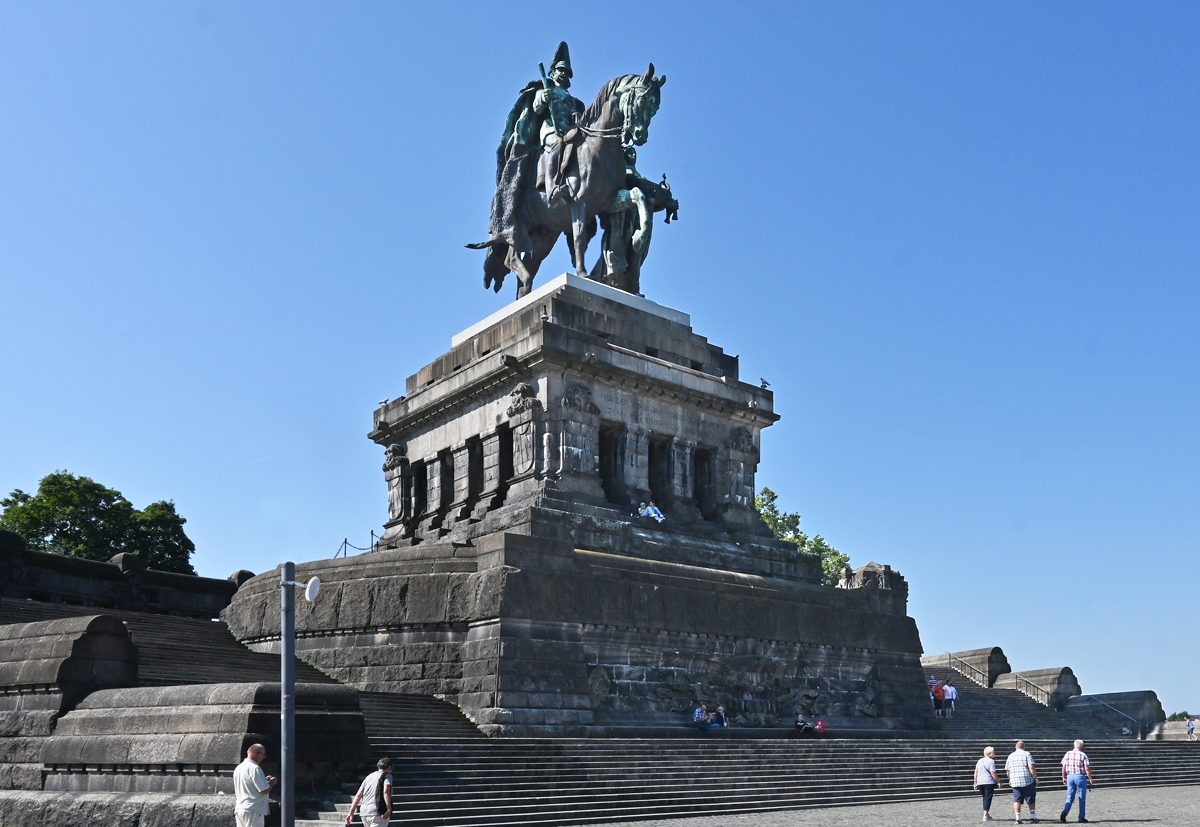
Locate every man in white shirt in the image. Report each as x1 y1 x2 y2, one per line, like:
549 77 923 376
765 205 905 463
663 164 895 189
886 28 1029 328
944 680 958 718
233 744 276 827
346 757 393 826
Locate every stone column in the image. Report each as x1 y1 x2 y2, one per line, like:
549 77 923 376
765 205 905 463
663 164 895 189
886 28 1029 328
624 426 651 507
447 441 473 524
472 428 505 521
719 426 765 534
671 439 702 523
504 382 545 504
418 454 445 537
382 450 411 540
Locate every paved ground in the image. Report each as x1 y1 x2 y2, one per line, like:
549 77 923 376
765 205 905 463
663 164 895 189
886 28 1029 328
589 784 1200 826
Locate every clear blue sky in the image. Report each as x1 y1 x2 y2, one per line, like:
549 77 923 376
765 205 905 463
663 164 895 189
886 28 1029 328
2 3 1196 714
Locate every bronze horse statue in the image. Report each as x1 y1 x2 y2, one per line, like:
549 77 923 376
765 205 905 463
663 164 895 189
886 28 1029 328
470 65 666 298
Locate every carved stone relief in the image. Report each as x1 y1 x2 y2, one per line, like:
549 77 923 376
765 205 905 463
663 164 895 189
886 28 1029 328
383 444 408 523
725 426 759 458
506 383 542 417
559 383 601 415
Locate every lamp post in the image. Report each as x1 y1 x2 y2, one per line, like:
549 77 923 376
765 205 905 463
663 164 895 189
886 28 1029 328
279 562 320 827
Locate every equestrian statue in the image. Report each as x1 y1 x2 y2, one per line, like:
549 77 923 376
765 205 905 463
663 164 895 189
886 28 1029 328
468 42 678 299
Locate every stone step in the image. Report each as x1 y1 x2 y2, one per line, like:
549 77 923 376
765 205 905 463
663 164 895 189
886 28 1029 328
294 739 1200 827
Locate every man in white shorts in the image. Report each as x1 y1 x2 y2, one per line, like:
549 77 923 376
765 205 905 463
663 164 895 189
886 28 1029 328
346 757 393 826
233 743 276 827
944 679 958 718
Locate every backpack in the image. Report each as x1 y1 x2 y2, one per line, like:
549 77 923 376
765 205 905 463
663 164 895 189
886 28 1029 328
374 771 391 815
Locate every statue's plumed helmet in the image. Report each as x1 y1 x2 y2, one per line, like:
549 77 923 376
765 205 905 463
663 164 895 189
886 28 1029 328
551 41 573 78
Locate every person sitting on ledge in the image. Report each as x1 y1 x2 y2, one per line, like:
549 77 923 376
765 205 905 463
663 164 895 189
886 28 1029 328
640 500 666 522
694 703 713 735
711 706 728 730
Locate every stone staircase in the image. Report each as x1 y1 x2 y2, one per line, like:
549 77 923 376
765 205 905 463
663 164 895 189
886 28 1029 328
359 692 487 741
297 738 1200 826
925 666 1129 740
0 596 333 685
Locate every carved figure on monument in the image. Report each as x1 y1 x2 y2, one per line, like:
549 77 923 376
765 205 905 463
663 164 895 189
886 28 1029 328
468 43 668 298
506 382 542 417
725 426 759 458
559 383 601 414
854 691 878 717
383 444 408 523
590 145 679 295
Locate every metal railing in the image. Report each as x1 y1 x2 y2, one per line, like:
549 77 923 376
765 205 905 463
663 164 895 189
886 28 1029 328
1011 673 1051 706
1070 695 1142 738
942 652 989 688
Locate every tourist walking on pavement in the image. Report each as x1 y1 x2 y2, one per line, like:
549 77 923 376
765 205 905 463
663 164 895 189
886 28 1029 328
944 679 958 718
233 744 277 827
1059 740 1093 823
346 757 393 826
1005 740 1039 823
974 745 1003 821
1187 715 1195 741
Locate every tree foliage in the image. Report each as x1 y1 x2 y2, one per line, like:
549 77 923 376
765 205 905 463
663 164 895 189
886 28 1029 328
0 471 195 574
1167 710 1191 722
754 487 850 587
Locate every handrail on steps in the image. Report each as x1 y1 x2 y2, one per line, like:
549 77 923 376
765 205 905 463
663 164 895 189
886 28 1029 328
941 652 988 687
1071 694 1142 737
940 653 1051 706
1011 673 1050 706
937 653 1143 737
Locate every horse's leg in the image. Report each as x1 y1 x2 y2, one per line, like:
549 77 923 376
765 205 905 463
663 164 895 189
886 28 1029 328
483 243 509 293
518 230 559 296
570 201 590 278
506 247 536 299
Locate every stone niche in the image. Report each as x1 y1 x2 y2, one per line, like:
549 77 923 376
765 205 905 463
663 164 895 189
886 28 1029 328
224 274 933 736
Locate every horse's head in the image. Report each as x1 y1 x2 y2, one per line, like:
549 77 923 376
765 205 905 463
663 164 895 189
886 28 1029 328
620 64 665 146
584 65 666 146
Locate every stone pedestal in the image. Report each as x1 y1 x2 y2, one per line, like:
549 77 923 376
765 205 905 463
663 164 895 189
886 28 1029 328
223 274 934 736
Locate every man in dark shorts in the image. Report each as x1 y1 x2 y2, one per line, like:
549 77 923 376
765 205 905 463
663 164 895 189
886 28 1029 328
1005 740 1039 823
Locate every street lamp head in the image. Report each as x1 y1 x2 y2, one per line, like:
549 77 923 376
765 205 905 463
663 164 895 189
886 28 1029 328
304 576 320 603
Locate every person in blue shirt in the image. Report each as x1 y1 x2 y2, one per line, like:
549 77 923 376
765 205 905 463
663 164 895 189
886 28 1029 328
640 501 665 522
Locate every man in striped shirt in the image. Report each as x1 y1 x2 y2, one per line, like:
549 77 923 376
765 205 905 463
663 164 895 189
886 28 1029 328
1004 741 1039 823
1059 740 1093 823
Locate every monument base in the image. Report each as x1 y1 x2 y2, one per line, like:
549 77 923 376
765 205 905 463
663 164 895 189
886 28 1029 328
225 529 931 737
223 274 933 736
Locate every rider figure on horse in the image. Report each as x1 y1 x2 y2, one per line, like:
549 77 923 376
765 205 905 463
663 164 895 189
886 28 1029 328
499 42 585 207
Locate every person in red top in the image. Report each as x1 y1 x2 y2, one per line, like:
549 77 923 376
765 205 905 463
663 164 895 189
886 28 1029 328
933 681 946 718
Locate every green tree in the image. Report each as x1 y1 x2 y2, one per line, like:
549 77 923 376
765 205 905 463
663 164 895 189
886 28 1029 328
754 487 850 587
1167 710 1191 722
0 471 195 574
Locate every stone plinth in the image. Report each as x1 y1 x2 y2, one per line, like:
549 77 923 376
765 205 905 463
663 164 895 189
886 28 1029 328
370 274 791 557
995 667 1082 708
40 683 369 795
222 275 934 736
0 542 236 621
0 616 137 791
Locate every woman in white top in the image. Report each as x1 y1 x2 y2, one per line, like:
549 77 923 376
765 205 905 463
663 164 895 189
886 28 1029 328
973 745 1003 821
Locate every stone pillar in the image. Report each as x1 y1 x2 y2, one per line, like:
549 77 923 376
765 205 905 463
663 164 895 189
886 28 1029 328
552 383 605 505
418 454 445 536
671 439 702 523
472 428 506 521
719 426 766 534
382 446 411 540
624 426 651 506
447 441 472 524
504 382 545 504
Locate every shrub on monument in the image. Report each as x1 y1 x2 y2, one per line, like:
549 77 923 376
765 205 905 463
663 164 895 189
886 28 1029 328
755 486 850 586
0 471 196 574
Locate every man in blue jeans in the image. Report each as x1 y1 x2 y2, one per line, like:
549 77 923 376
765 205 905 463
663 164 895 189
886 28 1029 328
1059 740 1093 822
